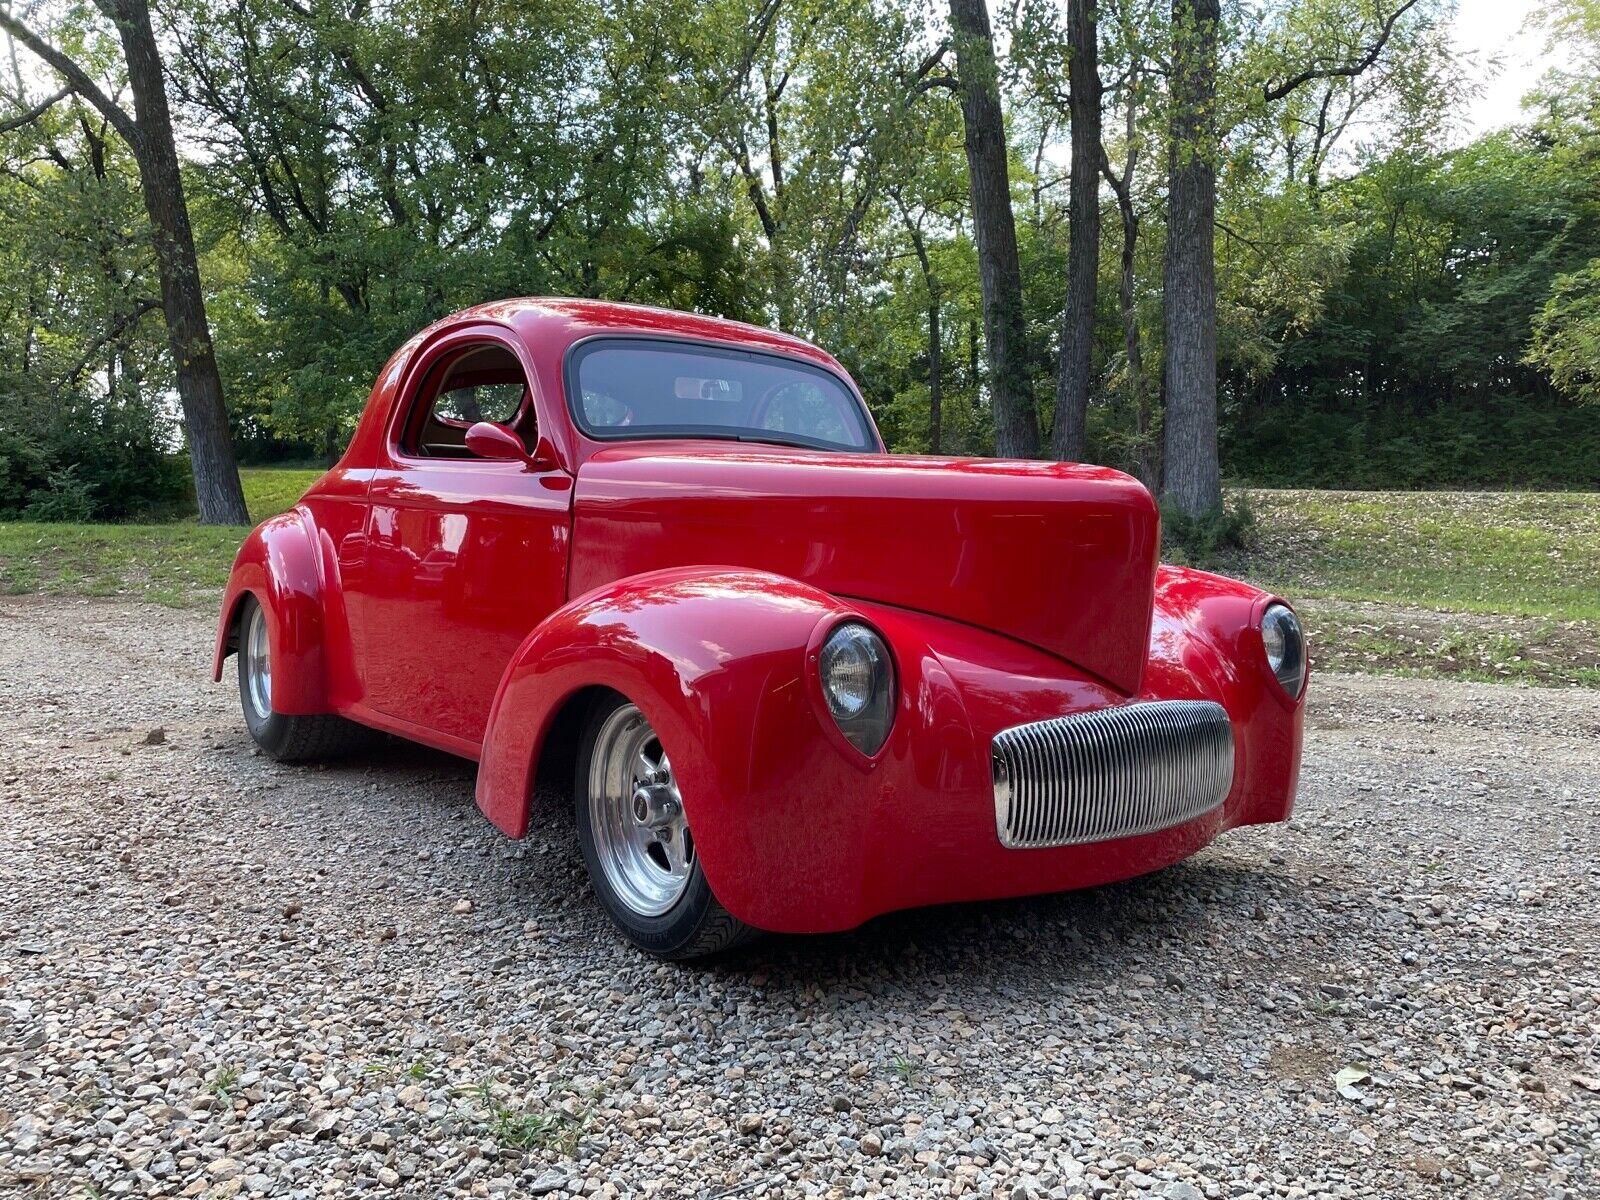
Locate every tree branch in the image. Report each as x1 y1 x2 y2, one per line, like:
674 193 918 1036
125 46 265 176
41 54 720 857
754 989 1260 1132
0 83 69 133
1261 0 1422 102
65 297 163 382
0 10 140 146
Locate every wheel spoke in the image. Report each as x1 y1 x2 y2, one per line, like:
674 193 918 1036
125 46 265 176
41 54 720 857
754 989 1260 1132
635 750 658 786
657 821 690 876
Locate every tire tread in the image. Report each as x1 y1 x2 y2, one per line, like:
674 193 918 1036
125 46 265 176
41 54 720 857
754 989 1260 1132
660 896 762 961
269 713 379 764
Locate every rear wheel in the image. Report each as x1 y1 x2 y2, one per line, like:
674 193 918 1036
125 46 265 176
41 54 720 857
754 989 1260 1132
236 596 374 762
575 694 757 959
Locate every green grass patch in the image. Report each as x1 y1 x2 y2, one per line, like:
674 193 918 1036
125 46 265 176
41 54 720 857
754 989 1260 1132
0 467 317 607
1 478 1597 686
1228 489 1600 623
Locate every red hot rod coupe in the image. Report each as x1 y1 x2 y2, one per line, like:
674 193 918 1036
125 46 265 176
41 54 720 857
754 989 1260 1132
215 298 1306 958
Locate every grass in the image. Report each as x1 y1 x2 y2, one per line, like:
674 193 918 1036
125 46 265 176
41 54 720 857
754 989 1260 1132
1219 490 1600 687
1 475 1596 685
0 467 317 607
457 1074 592 1154
210 1064 242 1101
889 1053 922 1084
1229 489 1600 623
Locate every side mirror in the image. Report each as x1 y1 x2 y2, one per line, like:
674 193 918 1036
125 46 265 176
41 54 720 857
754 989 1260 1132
465 421 539 467
463 422 559 472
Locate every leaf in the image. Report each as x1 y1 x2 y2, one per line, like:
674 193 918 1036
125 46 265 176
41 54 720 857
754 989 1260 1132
1334 1065 1370 1100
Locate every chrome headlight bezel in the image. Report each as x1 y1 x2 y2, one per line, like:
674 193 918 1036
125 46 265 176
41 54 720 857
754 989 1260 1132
1261 602 1307 699
817 620 896 756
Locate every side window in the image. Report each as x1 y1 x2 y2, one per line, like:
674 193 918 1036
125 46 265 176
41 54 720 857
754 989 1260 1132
432 380 524 426
401 344 536 460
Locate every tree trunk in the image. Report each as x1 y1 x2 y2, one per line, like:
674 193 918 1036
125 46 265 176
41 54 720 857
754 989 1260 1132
948 0 1039 459
115 0 250 524
1114 192 1153 486
1101 81 1153 486
1161 0 1221 518
928 295 943 454
1051 0 1100 463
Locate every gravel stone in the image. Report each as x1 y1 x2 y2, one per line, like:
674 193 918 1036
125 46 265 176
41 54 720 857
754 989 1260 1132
1 596 1597 1198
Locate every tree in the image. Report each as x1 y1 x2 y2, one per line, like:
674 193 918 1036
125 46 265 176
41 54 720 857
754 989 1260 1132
1050 0 1099 462
1 0 249 524
948 0 1039 457
1161 0 1221 517
892 191 946 451
1099 0 1160 484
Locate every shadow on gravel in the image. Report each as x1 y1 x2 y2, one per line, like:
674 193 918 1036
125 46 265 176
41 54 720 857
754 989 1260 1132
245 734 1296 997
701 858 1289 995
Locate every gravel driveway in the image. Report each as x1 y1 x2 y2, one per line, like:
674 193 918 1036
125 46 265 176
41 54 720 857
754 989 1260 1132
1 596 1596 1200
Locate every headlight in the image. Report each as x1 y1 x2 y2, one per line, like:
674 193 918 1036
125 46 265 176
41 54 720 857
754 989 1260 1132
818 621 896 755
1261 603 1306 698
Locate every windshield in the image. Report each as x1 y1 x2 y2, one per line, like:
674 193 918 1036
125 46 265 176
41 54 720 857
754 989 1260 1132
568 338 875 452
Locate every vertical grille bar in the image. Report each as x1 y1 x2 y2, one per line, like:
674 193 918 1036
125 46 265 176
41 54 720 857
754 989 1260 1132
991 700 1235 849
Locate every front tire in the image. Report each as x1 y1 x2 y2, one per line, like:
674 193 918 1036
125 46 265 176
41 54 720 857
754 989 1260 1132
236 596 374 762
575 694 757 959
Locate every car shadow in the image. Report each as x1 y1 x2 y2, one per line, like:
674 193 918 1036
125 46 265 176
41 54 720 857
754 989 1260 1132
695 856 1293 995
287 739 1294 996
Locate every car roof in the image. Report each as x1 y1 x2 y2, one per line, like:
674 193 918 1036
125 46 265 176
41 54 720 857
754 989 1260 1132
443 297 848 375
345 298 880 470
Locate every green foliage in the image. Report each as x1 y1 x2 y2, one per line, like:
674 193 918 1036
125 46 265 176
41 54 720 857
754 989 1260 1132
21 466 96 522
1529 259 1600 405
0 0 1595 494
1161 493 1257 563
1224 395 1600 489
0 384 192 520
1220 79 1600 487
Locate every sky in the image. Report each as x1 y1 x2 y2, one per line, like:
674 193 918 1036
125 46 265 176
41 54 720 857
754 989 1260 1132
1454 0 1571 135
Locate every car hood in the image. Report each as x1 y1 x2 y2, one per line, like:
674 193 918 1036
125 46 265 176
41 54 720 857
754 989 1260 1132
568 441 1160 694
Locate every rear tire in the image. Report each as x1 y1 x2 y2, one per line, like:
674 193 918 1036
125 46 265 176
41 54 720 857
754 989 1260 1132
236 595 375 762
574 692 758 960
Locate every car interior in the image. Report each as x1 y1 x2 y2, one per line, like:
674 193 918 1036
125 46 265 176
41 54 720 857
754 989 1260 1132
401 344 537 459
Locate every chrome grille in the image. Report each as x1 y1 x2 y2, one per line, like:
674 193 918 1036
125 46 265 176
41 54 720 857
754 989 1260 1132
991 700 1234 849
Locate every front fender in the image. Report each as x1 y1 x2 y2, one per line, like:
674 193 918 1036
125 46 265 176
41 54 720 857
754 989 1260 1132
476 567 879 930
1145 563 1306 825
476 563 1306 935
212 508 334 714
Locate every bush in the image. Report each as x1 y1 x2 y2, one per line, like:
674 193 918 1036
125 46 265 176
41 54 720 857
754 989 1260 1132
0 419 48 512
1222 394 1600 489
0 385 192 520
1161 494 1257 565
22 465 96 522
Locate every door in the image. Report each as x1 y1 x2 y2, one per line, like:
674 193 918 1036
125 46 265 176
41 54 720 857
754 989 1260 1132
348 330 573 748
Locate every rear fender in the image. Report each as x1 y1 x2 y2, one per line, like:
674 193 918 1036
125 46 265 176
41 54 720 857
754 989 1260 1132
212 509 333 714
475 567 871 928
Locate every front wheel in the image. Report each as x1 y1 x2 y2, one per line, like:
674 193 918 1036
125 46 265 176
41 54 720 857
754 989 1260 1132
236 596 374 762
575 694 757 959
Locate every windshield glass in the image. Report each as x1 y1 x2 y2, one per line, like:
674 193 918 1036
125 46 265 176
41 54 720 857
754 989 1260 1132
569 339 875 452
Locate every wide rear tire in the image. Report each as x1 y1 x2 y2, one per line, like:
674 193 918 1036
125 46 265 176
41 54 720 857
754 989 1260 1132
236 596 375 762
574 692 758 960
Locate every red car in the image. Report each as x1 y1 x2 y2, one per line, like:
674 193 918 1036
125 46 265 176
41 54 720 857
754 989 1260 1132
215 298 1306 958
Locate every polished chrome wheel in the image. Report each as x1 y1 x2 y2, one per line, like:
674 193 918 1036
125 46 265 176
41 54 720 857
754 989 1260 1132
244 601 272 720
586 702 694 917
